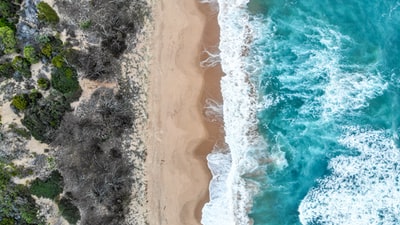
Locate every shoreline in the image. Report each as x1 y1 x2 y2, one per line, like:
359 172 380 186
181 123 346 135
147 0 223 224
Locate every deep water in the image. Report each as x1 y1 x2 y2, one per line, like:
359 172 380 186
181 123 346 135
246 0 400 224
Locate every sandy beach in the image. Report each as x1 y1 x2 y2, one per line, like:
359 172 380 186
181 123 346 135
147 0 222 224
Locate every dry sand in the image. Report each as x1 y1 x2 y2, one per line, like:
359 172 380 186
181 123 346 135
147 0 223 224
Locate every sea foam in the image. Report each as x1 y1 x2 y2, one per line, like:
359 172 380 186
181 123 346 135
299 127 400 224
201 0 266 224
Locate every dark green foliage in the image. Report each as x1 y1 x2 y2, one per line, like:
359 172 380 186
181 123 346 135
57 196 80 224
11 94 29 110
37 77 50 90
28 89 43 103
0 163 44 225
0 217 15 225
0 163 11 186
0 0 19 21
0 26 16 54
0 62 14 79
51 66 81 98
40 42 52 58
51 54 64 68
0 18 15 31
12 56 31 78
0 1 13 18
23 45 39 64
29 170 63 199
37 2 59 24
22 94 71 142
39 36 63 59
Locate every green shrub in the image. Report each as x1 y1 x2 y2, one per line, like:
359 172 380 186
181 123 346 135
11 94 29 110
79 20 92 29
0 18 16 31
0 217 15 225
0 26 16 54
0 0 19 22
20 207 39 224
57 197 80 224
29 170 63 199
0 1 12 18
37 77 50 89
29 89 43 103
23 45 40 64
40 36 63 58
51 66 80 95
22 94 70 142
51 54 64 68
37 2 59 24
0 62 14 78
0 163 44 225
12 56 31 78
0 163 12 187
40 42 52 58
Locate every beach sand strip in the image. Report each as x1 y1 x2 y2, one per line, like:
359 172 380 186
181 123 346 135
147 0 223 224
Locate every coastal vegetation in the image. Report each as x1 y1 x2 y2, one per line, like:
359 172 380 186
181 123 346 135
0 0 150 224
0 26 16 54
12 56 31 78
54 88 135 224
11 94 29 110
29 170 63 199
0 62 14 78
23 45 39 64
37 2 59 24
0 163 45 225
0 1 77 223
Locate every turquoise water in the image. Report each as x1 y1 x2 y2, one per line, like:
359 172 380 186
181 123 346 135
201 0 400 224
246 0 400 224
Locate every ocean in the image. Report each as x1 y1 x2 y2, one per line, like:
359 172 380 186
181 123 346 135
202 0 400 224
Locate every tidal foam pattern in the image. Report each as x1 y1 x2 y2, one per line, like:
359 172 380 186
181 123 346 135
299 127 400 225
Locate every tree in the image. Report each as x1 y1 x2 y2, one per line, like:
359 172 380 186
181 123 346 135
29 170 63 199
37 77 50 90
37 2 60 24
57 196 80 225
0 0 19 20
22 93 71 142
0 26 16 54
51 54 65 68
11 94 29 110
28 89 43 103
40 42 52 58
0 1 13 18
0 163 44 225
39 35 63 58
0 62 14 79
12 56 31 78
23 45 40 64
51 66 81 96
